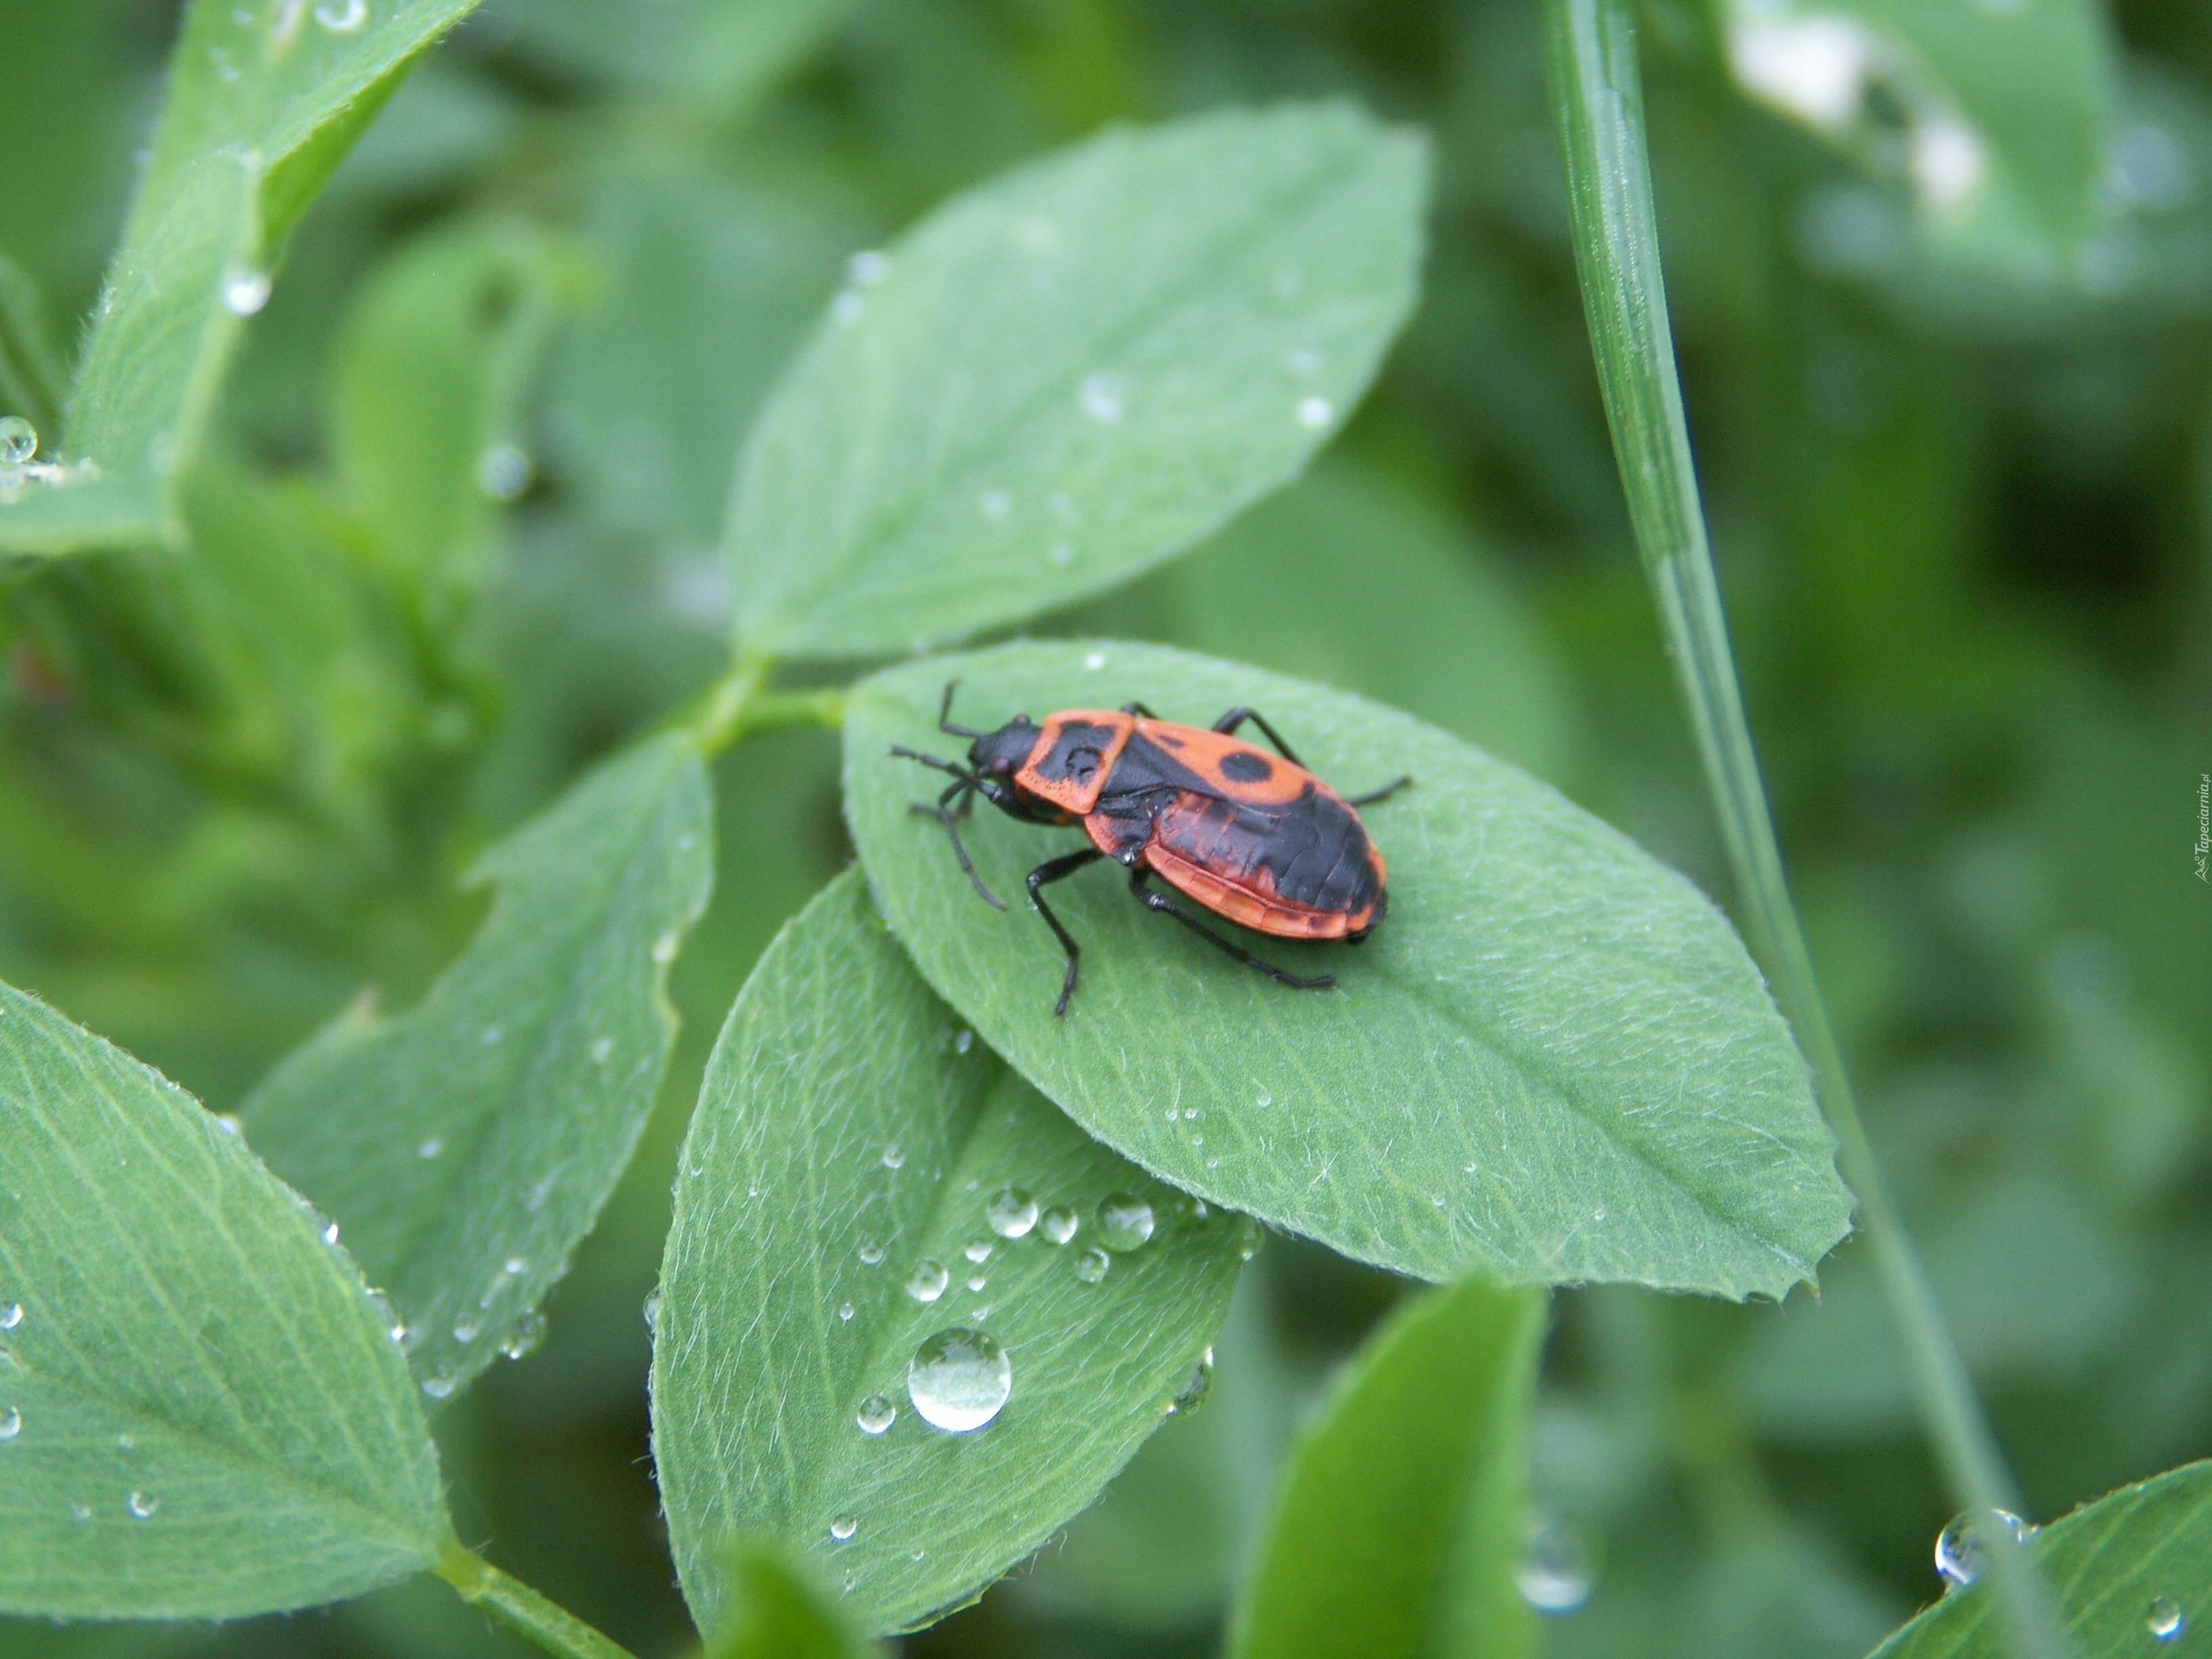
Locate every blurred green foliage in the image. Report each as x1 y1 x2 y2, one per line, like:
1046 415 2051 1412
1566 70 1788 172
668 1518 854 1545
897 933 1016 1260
1 0 2207 1654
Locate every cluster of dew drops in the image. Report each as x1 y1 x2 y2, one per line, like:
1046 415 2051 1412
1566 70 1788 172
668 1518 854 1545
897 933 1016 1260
1934 1509 2185 1645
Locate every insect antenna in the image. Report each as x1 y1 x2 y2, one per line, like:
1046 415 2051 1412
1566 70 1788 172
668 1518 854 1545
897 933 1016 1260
892 748 1006 909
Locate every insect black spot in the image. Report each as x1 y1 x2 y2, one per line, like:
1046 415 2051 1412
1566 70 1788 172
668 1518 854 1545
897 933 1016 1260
1033 721 1117 785
1218 750 1273 783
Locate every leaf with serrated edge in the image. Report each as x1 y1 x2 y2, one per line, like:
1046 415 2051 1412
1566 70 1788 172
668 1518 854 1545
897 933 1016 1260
1868 1461 2212 1658
845 640 1851 1300
244 733 712 1402
653 872 1250 1637
1229 1274 1547 1659
0 0 487 555
0 983 447 1618
724 102 1425 660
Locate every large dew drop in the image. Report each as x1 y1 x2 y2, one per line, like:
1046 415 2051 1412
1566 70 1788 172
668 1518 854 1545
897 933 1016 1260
2148 1597 2186 1642
222 267 271 316
1933 1508 2029 1589
1097 1193 1154 1252
1515 1513 1595 1613
907 1328 1011 1432
986 1185 1038 1239
905 1258 949 1304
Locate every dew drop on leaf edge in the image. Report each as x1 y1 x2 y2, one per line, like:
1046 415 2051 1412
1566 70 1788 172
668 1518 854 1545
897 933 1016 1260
1933 1508 2029 1589
0 418 35 465
499 1310 548 1361
907 1327 1012 1432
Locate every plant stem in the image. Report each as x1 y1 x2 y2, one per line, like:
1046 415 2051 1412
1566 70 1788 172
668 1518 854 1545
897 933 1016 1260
687 652 849 756
435 1541 644 1659
1541 3 2069 1656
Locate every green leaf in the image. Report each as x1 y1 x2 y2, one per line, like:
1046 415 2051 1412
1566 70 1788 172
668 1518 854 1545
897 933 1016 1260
725 102 1427 661
0 0 487 556
0 249 66 441
705 1542 883 1659
1717 0 2118 286
653 872 1251 1637
1228 1274 1547 1659
504 0 861 123
845 640 1852 1300
0 981 448 1618
544 160 867 549
243 733 713 1403
330 220 567 600
1867 1461 2212 1659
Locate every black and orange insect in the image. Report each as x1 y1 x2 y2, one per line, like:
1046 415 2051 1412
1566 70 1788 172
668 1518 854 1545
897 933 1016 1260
895 682 1408 1015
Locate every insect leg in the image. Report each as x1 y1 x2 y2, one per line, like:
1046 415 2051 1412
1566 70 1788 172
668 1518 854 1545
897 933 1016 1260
1027 848 1105 1017
909 787 1004 911
1126 869 1334 991
1345 775 1413 807
1208 707 1306 768
1119 701 1162 718
937 680 986 739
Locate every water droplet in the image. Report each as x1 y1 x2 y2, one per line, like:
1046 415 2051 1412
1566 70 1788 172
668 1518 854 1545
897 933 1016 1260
1084 651 1107 671
1295 396 1333 429
314 0 367 30
127 1492 158 1520
881 1143 905 1170
857 1395 896 1434
222 267 272 316
643 1289 661 1331
1075 1248 1109 1284
417 1137 442 1158
653 929 680 964
499 1311 547 1361
476 444 531 501
0 419 37 466
365 1290 407 1343
830 1515 858 1541
322 1222 340 1246
1097 1193 1154 1252
832 289 865 325
1039 1207 1078 1245
503 1256 527 1276
213 1113 242 1136
69 1502 91 1522
590 1036 614 1064
453 1317 480 1343
1170 1346 1214 1415
986 1186 1038 1239
422 1372 457 1399
1934 1509 2029 1589
905 1259 949 1303
1256 1089 1272 1108
0 1304 20 1332
118 1433 134 1451
965 1273 987 1292
837 1301 855 1322
954 1028 974 1054
1079 371 1127 423
1517 1513 1595 1612
859 1241 886 1266
963 1238 994 1265
979 489 1010 521
2150 1598 2186 1641
0 1406 19 1441
848 249 889 286
907 1327 1012 1432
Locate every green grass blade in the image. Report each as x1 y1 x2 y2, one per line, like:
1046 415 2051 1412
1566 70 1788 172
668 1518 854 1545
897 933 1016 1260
845 640 1850 1301
0 0 487 557
0 981 449 1618
1227 1274 1547 1659
652 872 1250 1637
724 103 1426 660
1542 2 2067 1655
243 733 713 1404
